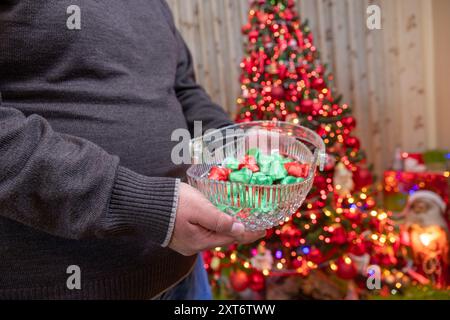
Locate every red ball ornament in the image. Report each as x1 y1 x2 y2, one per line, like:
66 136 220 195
348 240 367 256
300 99 314 114
241 23 252 34
335 257 358 280
229 270 250 292
342 116 356 130
345 136 360 149
313 175 327 194
287 0 295 8
248 30 259 41
311 78 325 90
308 248 324 264
249 271 265 292
271 85 285 100
330 226 347 245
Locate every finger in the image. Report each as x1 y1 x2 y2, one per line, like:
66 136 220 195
193 205 245 237
200 233 236 250
236 230 267 245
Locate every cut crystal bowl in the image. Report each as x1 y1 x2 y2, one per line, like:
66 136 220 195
187 121 326 231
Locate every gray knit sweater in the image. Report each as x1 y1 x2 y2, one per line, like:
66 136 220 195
0 0 232 299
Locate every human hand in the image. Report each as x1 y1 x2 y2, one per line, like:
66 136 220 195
169 182 266 256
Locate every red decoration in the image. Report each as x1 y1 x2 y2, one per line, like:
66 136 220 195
238 155 260 172
345 136 360 149
348 240 367 256
249 271 265 292
300 99 314 114
336 257 358 280
230 270 250 292
330 226 347 245
342 117 356 130
208 166 231 181
284 162 309 178
311 78 325 90
353 166 373 189
271 85 285 100
241 23 252 34
308 248 324 264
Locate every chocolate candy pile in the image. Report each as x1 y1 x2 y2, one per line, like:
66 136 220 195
207 148 309 185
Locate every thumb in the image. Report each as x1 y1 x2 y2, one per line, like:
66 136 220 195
193 206 245 237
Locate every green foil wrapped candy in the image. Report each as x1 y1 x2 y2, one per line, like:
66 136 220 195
269 160 288 180
250 172 273 185
258 154 273 174
223 157 240 170
229 168 253 184
280 176 304 185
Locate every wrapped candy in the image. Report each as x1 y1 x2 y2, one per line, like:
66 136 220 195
250 172 274 185
238 155 260 172
258 154 273 174
269 160 288 180
208 166 231 181
280 176 304 185
223 157 240 170
229 168 253 183
284 162 309 178
271 151 290 163
207 149 306 186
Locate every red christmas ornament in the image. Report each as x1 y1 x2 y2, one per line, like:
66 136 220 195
287 0 295 8
249 271 265 292
330 226 347 245
348 240 367 256
342 116 356 130
208 166 231 181
271 85 285 100
300 99 314 113
284 162 309 178
343 209 361 223
241 23 252 34
308 248 324 264
313 175 327 190
230 270 250 292
248 30 259 42
311 78 325 90
345 136 360 149
335 257 358 280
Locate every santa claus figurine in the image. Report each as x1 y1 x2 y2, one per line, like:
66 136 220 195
403 190 448 232
401 190 449 288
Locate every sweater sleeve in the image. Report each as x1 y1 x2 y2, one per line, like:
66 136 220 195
0 103 178 246
159 0 233 134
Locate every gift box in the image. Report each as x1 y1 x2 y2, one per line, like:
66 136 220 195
383 170 450 212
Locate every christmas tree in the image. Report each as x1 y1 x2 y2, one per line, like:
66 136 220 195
205 0 410 298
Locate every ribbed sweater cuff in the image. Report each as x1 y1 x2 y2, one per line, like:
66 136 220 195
107 166 179 246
